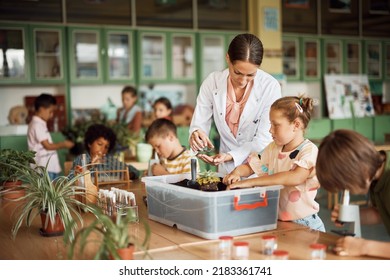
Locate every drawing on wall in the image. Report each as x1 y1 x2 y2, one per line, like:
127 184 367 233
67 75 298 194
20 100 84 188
324 74 375 119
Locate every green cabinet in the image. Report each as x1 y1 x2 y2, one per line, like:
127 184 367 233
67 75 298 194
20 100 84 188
305 119 331 141
344 40 362 74
0 23 30 84
30 25 66 84
374 115 390 143
282 36 320 81
138 30 196 83
68 26 135 84
323 39 343 74
331 118 354 130
384 42 390 81
354 117 374 141
365 41 382 80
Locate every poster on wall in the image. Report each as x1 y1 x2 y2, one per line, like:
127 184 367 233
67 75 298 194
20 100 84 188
324 74 375 119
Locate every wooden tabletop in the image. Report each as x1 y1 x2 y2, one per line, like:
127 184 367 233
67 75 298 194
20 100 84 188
0 179 383 260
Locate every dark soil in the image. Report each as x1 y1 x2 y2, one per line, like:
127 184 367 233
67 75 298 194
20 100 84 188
174 178 228 192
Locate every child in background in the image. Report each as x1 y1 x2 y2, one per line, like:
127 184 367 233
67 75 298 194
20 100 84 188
223 96 325 232
116 85 143 135
27 93 74 181
145 118 198 176
153 97 173 121
69 124 139 180
316 129 390 258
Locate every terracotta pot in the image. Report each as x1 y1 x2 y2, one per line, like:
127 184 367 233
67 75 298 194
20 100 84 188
39 212 65 237
110 244 135 260
1 180 25 200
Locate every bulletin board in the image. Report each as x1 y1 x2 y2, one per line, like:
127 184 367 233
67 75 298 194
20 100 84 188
324 74 375 119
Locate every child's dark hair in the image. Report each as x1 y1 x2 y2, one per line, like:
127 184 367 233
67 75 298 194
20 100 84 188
154 97 173 111
121 85 137 97
271 95 314 129
145 118 177 142
84 124 117 154
34 93 56 111
228 33 263 66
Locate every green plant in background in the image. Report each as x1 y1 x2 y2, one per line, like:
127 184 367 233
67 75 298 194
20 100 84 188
0 159 92 241
66 205 151 260
62 115 142 156
0 149 36 183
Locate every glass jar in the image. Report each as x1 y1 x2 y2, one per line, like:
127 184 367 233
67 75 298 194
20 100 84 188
232 241 249 260
261 235 277 255
218 236 233 259
309 243 327 260
273 250 289 260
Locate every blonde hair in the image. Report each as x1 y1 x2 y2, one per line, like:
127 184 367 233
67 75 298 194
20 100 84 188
271 95 314 129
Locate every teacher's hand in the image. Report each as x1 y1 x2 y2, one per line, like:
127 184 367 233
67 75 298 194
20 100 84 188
197 153 232 166
190 130 214 152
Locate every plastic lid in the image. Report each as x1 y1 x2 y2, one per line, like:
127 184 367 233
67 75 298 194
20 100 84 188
233 241 249 247
309 243 327 250
273 250 289 256
261 235 276 240
219 236 233 240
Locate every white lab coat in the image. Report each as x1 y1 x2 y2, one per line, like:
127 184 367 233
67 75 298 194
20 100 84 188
190 68 281 174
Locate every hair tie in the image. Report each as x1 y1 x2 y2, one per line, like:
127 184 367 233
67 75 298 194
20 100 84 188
299 98 303 105
295 102 303 113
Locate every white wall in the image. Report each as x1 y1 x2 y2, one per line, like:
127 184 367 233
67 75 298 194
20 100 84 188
0 85 66 126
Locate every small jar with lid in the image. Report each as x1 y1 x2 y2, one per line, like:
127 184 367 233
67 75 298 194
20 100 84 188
272 250 289 260
218 236 233 259
309 243 327 260
261 235 277 255
232 241 249 260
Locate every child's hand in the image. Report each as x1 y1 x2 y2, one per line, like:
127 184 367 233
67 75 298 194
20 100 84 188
227 180 253 190
333 236 366 257
331 204 344 227
74 165 83 175
223 172 241 185
151 163 167 176
63 140 75 149
91 152 105 164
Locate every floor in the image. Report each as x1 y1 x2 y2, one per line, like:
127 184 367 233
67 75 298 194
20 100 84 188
316 189 390 242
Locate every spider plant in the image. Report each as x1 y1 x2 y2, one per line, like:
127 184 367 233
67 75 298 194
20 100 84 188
66 205 151 260
0 149 36 183
0 159 93 242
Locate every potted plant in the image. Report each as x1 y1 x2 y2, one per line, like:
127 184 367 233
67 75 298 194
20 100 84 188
0 149 36 200
66 205 151 260
0 159 93 240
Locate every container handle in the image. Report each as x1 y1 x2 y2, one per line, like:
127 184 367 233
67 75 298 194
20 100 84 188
233 193 268 211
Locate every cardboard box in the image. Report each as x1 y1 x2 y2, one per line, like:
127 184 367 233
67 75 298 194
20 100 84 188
142 173 282 240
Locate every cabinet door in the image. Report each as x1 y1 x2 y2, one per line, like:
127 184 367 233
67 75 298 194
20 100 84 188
302 38 320 80
170 33 195 81
282 38 299 80
384 42 390 80
105 29 134 83
331 118 354 131
200 34 225 81
365 41 382 80
68 27 103 83
139 32 167 82
0 24 30 84
355 117 374 141
305 118 331 141
31 26 66 83
374 115 390 143
344 41 361 74
324 40 343 74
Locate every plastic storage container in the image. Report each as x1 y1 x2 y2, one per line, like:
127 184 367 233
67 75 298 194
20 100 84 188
142 173 282 239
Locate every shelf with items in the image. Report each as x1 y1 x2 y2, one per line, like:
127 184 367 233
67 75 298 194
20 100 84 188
282 37 299 81
384 42 390 81
302 38 320 80
324 40 343 74
344 40 361 74
170 32 195 82
30 25 66 83
365 41 382 80
0 23 30 84
199 33 227 81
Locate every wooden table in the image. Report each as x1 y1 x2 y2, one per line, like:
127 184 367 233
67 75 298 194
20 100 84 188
0 179 383 260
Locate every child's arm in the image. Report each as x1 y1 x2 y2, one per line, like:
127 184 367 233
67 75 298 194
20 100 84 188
41 139 74 151
228 166 311 189
222 163 253 185
151 163 170 176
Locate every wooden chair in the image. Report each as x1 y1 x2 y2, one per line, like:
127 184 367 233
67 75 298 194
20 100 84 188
93 169 130 190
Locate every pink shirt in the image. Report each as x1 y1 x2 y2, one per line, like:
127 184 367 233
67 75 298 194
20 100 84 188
247 139 320 221
27 115 61 173
225 77 253 137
